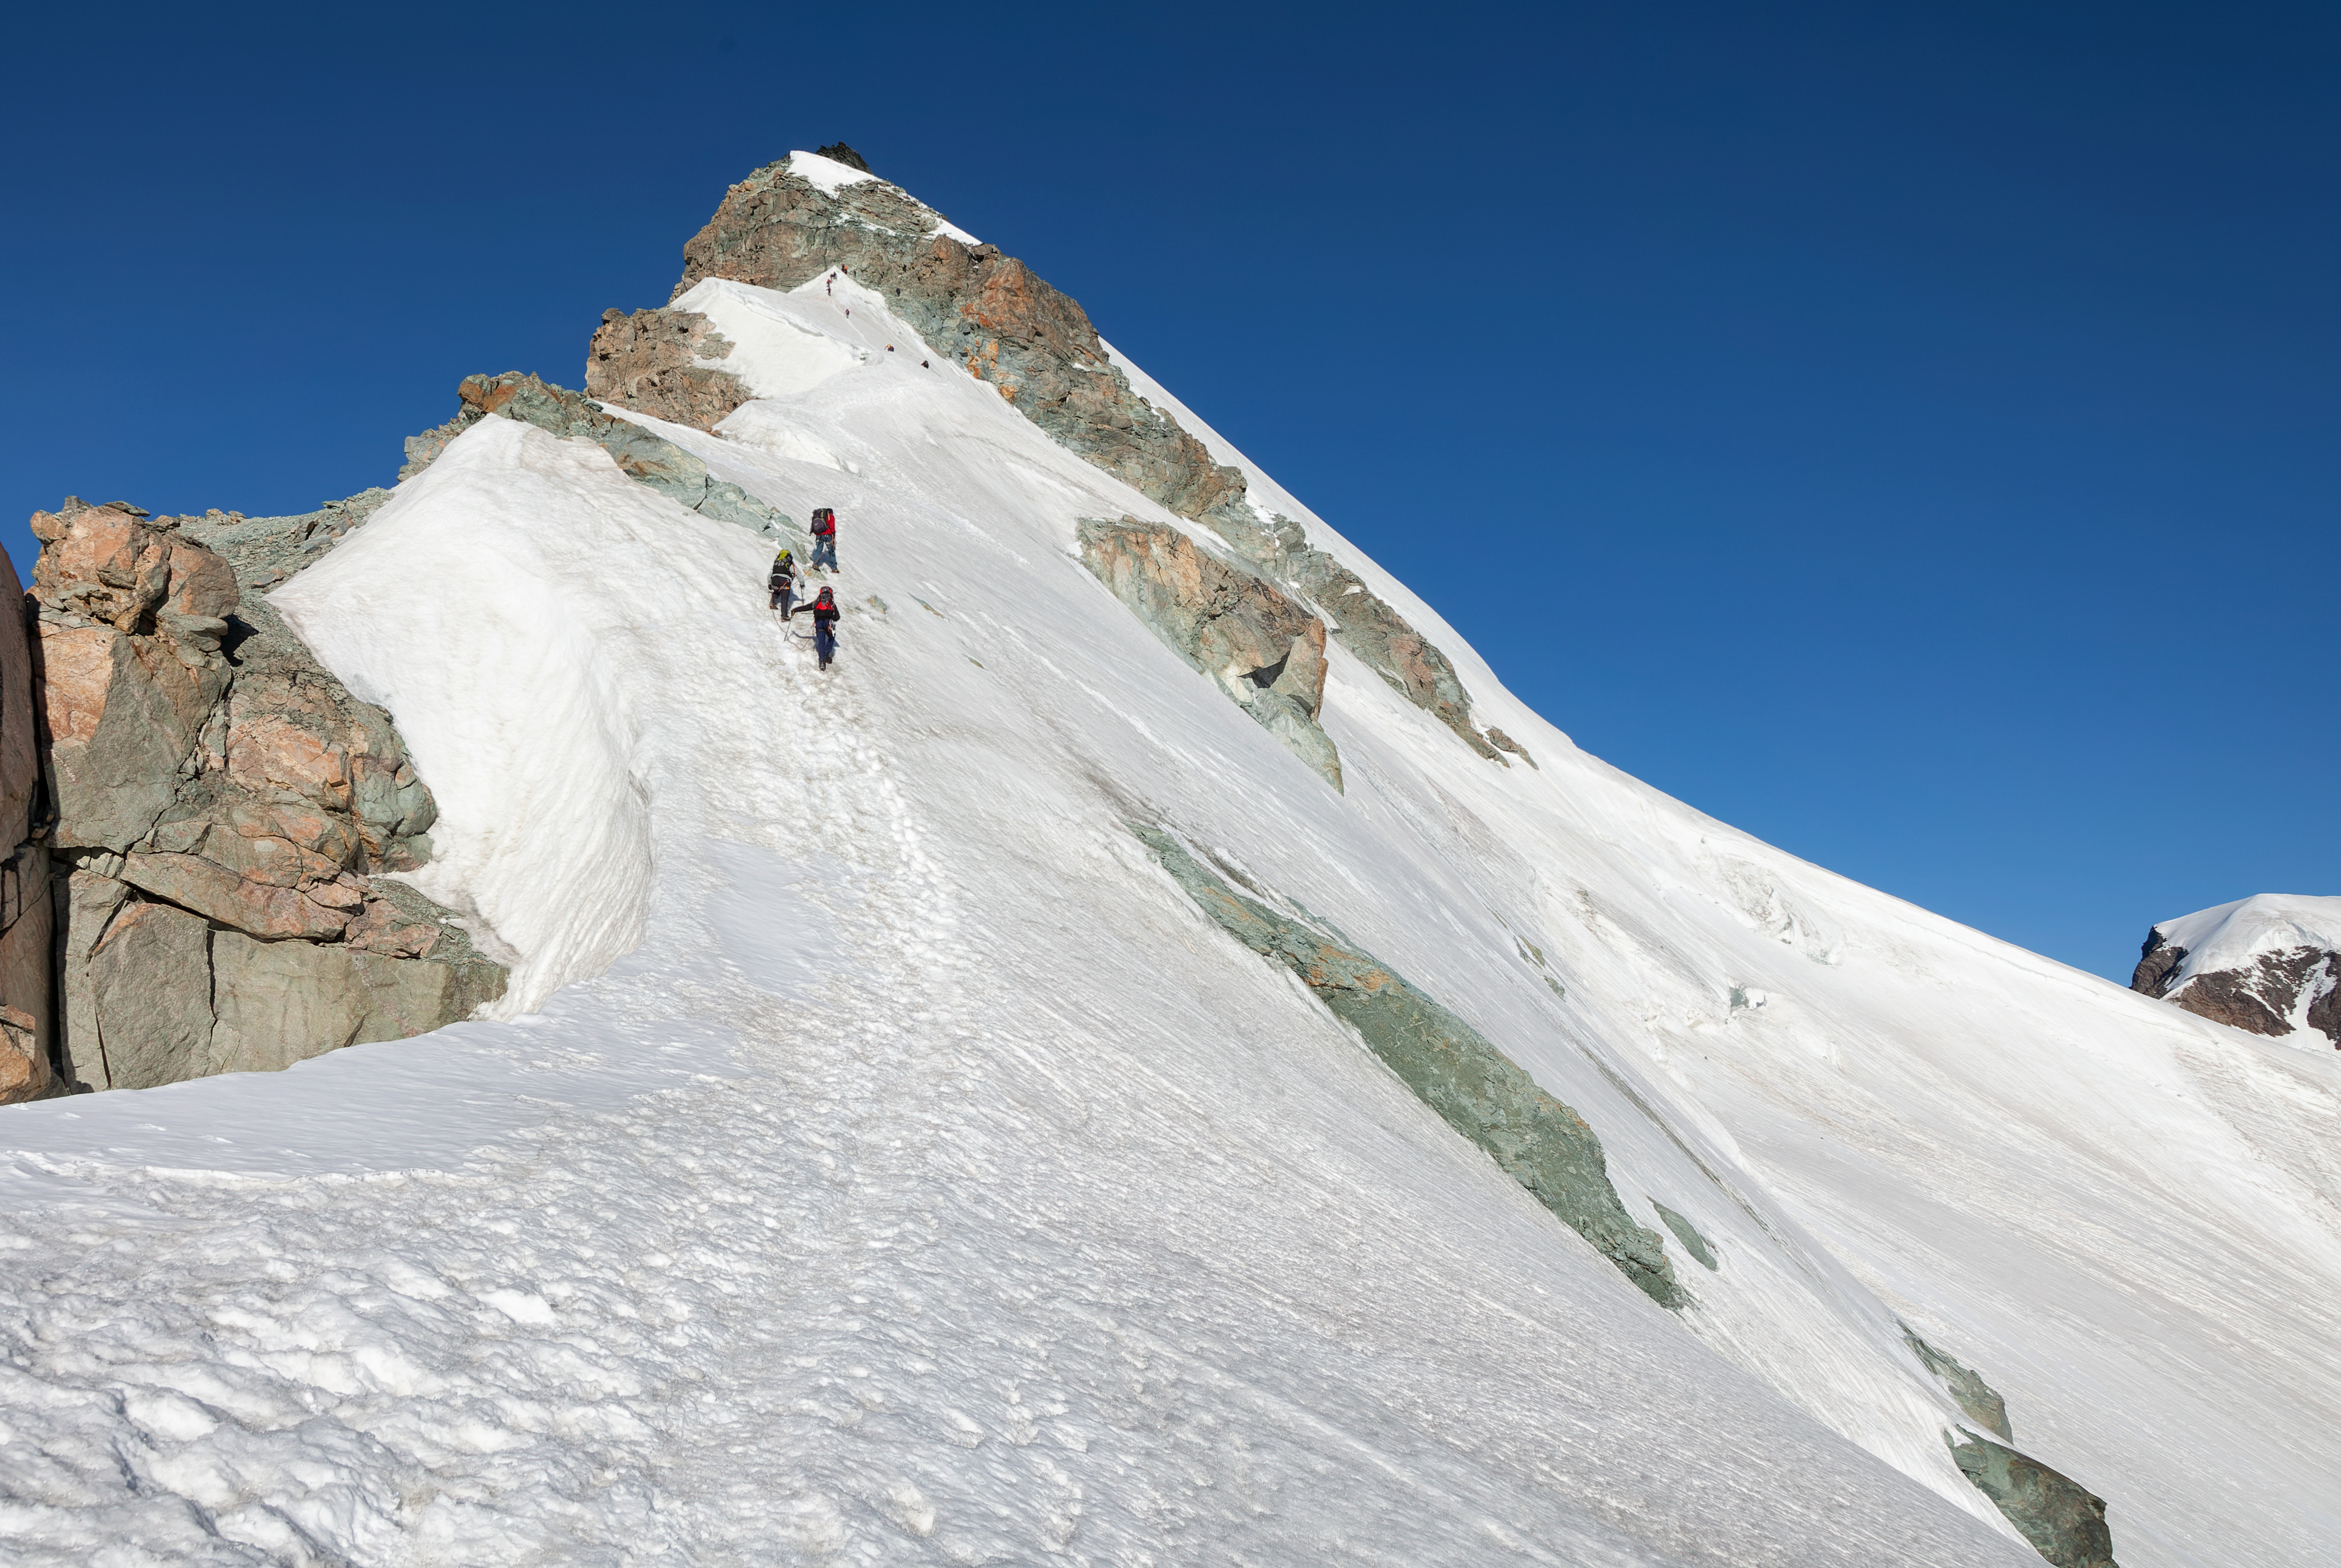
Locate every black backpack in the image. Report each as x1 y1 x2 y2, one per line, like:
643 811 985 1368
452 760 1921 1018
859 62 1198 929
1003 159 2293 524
812 507 836 535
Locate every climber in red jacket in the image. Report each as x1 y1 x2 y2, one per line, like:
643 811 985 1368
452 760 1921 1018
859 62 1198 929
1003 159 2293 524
788 585 842 669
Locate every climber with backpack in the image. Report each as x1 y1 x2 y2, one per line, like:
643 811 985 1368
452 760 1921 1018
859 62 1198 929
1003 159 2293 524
809 506 839 570
768 546 798 613
788 585 843 668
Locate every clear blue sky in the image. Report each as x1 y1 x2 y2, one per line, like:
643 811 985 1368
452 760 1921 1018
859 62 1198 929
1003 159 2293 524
4 2 2332 981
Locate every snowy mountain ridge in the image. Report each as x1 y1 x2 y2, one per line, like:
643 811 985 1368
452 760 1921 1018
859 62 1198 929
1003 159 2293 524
0 149 2334 1567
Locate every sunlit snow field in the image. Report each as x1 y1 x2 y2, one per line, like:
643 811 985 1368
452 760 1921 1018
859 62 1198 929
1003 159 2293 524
0 269 2334 1566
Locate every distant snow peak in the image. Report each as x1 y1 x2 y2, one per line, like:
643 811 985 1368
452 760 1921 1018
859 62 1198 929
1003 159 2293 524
2133 893 2341 1047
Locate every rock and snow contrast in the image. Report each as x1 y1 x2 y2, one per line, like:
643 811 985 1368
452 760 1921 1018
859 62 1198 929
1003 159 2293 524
0 148 2335 1567
2132 894 2341 1047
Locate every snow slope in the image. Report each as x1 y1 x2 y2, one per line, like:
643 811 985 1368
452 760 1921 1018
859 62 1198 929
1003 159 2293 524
0 266 2335 1566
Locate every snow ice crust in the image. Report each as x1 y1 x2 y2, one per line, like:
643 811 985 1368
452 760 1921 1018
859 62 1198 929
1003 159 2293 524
0 270 2336 1566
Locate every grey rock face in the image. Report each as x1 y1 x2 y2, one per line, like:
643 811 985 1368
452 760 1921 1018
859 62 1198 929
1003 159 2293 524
1905 1326 2012 1440
1948 1431 2120 1568
404 372 797 546
211 925 504 1075
670 159 1247 521
585 308 754 432
25 497 507 1093
812 142 871 172
175 490 397 592
1200 504 1502 760
1078 518 1341 789
1652 1202 1718 1270
2132 928 2339 1047
1135 824 1683 1309
84 897 214 1090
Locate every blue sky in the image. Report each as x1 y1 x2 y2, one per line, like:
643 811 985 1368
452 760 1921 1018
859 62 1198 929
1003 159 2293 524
4 1 2332 981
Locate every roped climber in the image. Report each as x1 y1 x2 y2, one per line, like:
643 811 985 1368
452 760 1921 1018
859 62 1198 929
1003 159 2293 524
809 506 838 570
789 585 842 669
768 546 797 613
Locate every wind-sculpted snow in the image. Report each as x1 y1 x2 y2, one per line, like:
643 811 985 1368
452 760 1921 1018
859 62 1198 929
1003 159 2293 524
0 200 2335 1566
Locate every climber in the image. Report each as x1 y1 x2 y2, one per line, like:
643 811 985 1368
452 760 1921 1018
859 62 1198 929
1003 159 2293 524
809 506 838 570
768 546 797 613
789 585 842 668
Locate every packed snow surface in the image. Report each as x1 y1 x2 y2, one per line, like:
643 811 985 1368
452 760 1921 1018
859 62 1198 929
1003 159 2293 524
1 271 2337 1567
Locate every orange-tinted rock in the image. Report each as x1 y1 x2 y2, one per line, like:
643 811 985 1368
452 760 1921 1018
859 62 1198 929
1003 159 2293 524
226 709 350 812
585 307 753 431
0 1004 45 1101
27 493 499 1094
35 621 115 749
39 620 225 850
120 852 351 940
345 895 443 959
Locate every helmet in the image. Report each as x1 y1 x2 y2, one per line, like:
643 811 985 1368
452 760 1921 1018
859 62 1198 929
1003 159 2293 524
776 548 792 562
817 587 835 605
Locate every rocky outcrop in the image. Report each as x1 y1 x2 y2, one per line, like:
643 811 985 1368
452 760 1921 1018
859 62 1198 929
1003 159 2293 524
28 498 505 1092
1901 1327 2122 1566
812 142 871 172
1078 518 1341 789
1652 1202 1717 1270
1203 505 1505 762
0 545 51 1103
1905 1326 2012 1440
1135 824 1683 1309
2146 946 2338 1044
585 308 753 432
175 490 397 591
1486 728 1536 767
403 372 798 546
1948 1431 2120 1568
670 157 1247 521
2132 898 2341 1047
